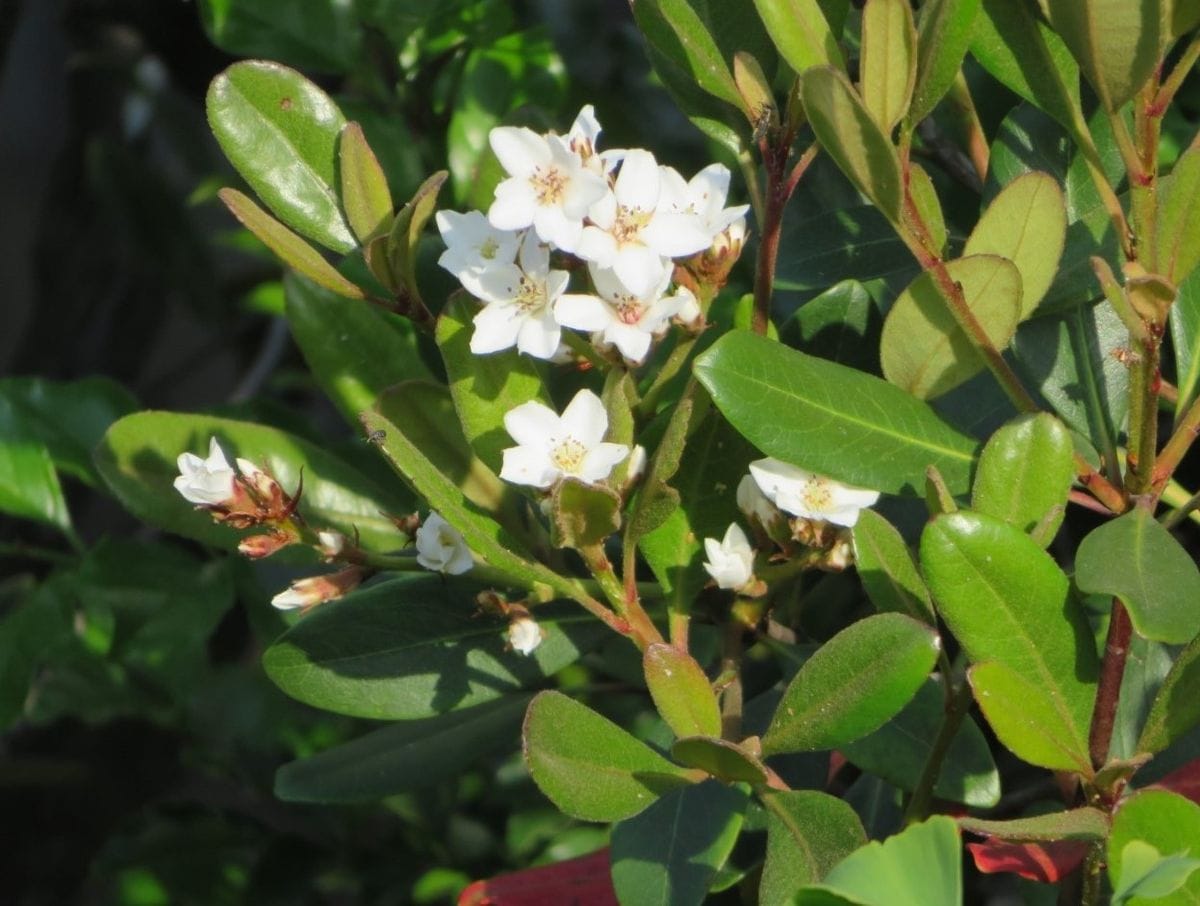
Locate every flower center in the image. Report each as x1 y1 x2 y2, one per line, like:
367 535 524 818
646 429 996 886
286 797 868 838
801 478 833 512
515 275 546 313
551 436 587 474
613 205 652 244
531 165 568 205
479 237 500 260
615 298 644 325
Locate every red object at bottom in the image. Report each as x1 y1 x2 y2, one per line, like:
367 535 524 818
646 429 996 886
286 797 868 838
458 849 619 906
967 837 1091 883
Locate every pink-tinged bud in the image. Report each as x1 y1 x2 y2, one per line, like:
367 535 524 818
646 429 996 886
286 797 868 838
270 566 364 611
236 458 280 500
237 530 296 559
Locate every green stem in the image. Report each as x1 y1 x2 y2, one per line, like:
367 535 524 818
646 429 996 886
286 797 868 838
719 620 744 740
903 674 972 825
736 146 765 228
636 336 697 419
1157 32 1200 112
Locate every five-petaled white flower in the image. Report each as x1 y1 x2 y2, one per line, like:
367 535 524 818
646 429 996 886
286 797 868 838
174 437 238 506
488 127 609 253
472 232 570 359
507 615 544 655
703 523 756 590
749 458 881 528
500 389 629 488
414 511 474 575
658 163 749 241
435 210 521 297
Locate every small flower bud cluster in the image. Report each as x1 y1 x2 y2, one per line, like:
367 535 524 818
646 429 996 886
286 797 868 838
436 106 748 365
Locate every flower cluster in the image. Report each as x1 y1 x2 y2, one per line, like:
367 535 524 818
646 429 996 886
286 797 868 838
436 106 747 364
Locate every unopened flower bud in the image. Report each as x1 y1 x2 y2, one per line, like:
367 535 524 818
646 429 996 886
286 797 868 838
174 437 237 506
271 566 364 611
317 530 346 559
703 523 756 591
507 615 544 655
238 529 297 559
415 512 474 575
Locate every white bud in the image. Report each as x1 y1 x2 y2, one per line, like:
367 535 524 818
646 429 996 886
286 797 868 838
702 523 756 590
414 512 474 575
507 616 544 655
173 437 237 506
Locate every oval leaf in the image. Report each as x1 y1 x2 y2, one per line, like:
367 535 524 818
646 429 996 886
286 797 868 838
753 0 845 74
880 254 1023 399
207 61 353 251
339 122 392 243
860 0 917 131
694 331 980 496
523 690 696 822
670 737 768 785
909 0 981 124
644 643 722 740
851 508 936 623
1109 791 1200 905
760 791 866 903
1075 508 1200 644
762 613 940 755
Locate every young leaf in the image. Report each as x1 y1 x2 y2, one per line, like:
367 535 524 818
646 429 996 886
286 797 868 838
1108 791 1200 905
851 509 936 624
909 162 947 255
624 394 693 545
1075 508 1200 645
338 122 392 244
386 170 447 307
963 172 1067 318
694 331 981 496
670 737 768 785
753 0 845 74
760 791 866 904
971 413 1074 546
551 479 621 549
275 695 532 803
1138 634 1200 754
610 781 748 906
1171 269 1200 420
644 643 722 740
959 808 1110 841
860 0 917 132
880 255 1023 399
762 613 940 755
920 511 1099 762
219 189 363 299
207 61 354 251
909 0 981 124
799 66 904 223
1111 840 1200 906
264 583 606 720
1156 147 1200 285
523 690 696 822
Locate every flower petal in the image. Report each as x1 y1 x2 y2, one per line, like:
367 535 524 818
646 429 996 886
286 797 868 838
471 302 524 353
555 293 612 332
578 442 629 483
490 126 549 176
504 400 561 448
559 389 608 448
500 445 559 488
614 149 660 210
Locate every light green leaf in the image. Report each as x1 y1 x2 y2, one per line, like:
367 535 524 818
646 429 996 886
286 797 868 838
1108 791 1200 906
0 397 70 532
909 162 947 255
760 791 866 904
1170 268 1200 420
339 122 392 244
753 0 845 74
851 509 936 623
1138 633 1200 753
909 0 981 124
644 643 722 740
638 0 741 108
1112 840 1200 906
1156 147 1200 285
860 0 916 131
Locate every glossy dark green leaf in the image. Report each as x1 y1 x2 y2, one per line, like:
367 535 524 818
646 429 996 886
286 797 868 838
264 580 605 719
1138 634 1200 754
763 613 940 755
695 331 980 496
880 255 1023 399
219 189 364 298
551 479 621 550
1170 268 1200 420
339 122 392 243
774 206 916 299
275 695 531 803
972 413 1075 546
860 0 916 131
523 690 696 822
920 512 1099 767
964 172 1067 318
760 790 866 904
1156 147 1200 285
611 781 748 906
959 807 1110 841
1076 509 1200 645
1108 791 1200 905
95 412 406 551
198 0 360 74
909 0 981 123
753 0 844 74
842 677 1001 806
670 737 768 785
851 509 936 623
795 816 962 906
800 66 904 223
207 61 353 251
0 397 70 531
645 643 722 740
784 279 886 373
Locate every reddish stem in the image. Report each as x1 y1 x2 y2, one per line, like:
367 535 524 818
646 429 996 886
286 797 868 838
1088 601 1133 771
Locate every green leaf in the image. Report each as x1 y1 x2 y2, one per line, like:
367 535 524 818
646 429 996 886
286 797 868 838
0 397 70 532
670 737 768 784
920 511 1099 765
763 613 940 755
970 0 1084 135
339 122 392 244
264 579 606 719
860 0 917 131
1112 840 1200 906
753 0 845 74
784 279 886 374
1108 791 1200 905
694 331 981 496
1170 268 1200 420
386 170 447 306
1138 633 1200 753
219 189 364 298
435 294 548 473
841 677 1001 807
969 660 1092 772
959 807 1110 841
964 172 1067 319
760 791 866 904
908 162 948 255
197 0 360 74
799 66 904 223
880 255 1023 399
551 479 621 550
610 781 748 906
275 695 531 803
95 411 406 551
971 413 1075 546
851 509 936 623
1156 147 1200 285
1076 509 1200 645
523 690 696 822
1042 0 1169 113
625 395 692 545
207 61 353 251
795 816 962 906
909 0 981 124
644 643 722 740
1175 0 1200 36
638 0 742 109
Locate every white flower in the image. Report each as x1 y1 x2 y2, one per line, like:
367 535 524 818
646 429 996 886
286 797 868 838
566 105 603 162
414 511 474 575
556 264 686 363
626 445 647 483
737 474 782 528
435 210 521 297
507 615 544 655
576 149 713 296
487 127 609 252
271 585 316 610
658 163 749 241
472 232 570 359
174 437 237 506
500 389 629 488
749 459 881 528
703 523 756 590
